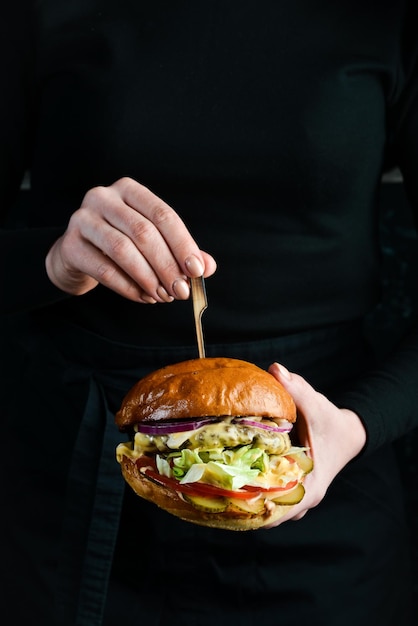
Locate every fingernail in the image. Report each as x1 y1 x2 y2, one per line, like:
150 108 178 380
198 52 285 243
142 295 157 304
157 285 174 303
185 255 204 276
276 363 291 380
172 278 190 299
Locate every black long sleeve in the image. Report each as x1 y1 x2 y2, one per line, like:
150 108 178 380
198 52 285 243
2 0 418 454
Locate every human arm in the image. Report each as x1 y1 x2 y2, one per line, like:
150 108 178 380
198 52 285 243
263 362 367 526
264 17 418 527
0 4 216 315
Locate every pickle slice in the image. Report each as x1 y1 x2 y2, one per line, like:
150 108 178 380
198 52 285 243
184 494 228 513
287 451 314 474
271 483 305 505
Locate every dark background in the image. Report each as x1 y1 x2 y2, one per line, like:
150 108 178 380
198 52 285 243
14 175 418 602
367 174 418 603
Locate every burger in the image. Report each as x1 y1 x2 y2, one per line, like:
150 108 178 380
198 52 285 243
115 357 313 531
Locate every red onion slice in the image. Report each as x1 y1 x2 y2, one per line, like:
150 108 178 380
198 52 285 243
137 417 217 435
137 416 292 436
235 418 293 433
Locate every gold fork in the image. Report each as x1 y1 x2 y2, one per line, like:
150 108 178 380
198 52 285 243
190 276 208 358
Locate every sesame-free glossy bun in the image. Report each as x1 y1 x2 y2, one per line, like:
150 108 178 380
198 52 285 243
115 356 296 430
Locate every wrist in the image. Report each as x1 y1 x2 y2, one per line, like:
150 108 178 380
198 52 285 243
340 408 367 459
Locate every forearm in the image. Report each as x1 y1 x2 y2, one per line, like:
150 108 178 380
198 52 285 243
333 324 418 455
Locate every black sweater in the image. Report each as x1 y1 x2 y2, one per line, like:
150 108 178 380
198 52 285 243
1 0 418 453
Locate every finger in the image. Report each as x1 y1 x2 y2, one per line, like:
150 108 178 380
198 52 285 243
81 188 188 298
269 362 321 450
113 178 215 277
63 208 173 302
262 503 309 529
290 510 309 521
59 227 168 303
200 250 217 277
268 362 324 417
85 180 216 299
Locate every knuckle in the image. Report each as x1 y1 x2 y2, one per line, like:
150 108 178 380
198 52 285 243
95 260 116 284
161 258 181 276
69 205 89 225
107 232 131 257
114 176 135 191
129 217 154 243
67 207 98 237
83 185 108 204
149 201 174 227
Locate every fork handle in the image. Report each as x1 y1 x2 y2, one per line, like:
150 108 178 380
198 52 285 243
190 276 207 358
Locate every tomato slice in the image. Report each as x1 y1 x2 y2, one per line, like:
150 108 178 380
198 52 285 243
142 467 251 498
136 456 157 471
244 480 298 493
136 457 298 500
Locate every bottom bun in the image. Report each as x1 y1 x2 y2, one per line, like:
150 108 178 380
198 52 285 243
120 455 294 531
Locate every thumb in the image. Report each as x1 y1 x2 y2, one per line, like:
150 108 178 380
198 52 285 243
268 362 320 486
268 362 318 413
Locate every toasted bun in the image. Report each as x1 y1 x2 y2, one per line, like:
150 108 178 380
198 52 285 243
116 357 298 530
119 454 294 531
115 356 296 430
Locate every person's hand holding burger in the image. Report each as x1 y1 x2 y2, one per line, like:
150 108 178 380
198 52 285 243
115 357 366 531
265 362 367 528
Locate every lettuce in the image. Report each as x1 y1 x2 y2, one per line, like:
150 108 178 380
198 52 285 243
163 445 270 490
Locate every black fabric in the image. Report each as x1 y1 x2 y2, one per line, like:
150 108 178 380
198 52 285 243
0 0 412 336
2 1 418 455
1 2 418 624
106 458 409 626
0 315 412 625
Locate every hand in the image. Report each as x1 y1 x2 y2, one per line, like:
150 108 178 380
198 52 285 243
264 362 367 527
45 177 217 303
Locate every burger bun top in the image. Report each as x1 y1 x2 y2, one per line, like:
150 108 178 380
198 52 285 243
115 356 296 430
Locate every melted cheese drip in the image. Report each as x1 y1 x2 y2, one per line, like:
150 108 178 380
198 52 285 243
116 418 292 461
